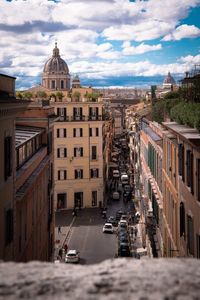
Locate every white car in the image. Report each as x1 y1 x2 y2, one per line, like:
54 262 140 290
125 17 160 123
103 223 114 233
65 250 80 263
113 170 120 178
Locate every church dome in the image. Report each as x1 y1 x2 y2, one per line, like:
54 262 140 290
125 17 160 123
43 43 69 74
163 72 176 85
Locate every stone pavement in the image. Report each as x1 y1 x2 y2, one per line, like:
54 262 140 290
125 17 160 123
54 209 75 261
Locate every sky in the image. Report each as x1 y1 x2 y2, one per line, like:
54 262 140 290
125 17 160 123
0 0 200 90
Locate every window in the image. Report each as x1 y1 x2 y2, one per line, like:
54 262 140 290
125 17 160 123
4 136 12 181
47 131 52 155
89 128 99 137
61 80 64 89
58 170 67 180
73 107 83 120
92 191 97 206
90 168 99 178
91 146 97 160
187 215 194 255
57 148 67 158
75 169 83 179
5 209 13 245
57 128 67 138
51 80 55 89
57 193 66 209
74 147 83 157
197 234 200 259
57 108 67 120
186 150 194 193
178 144 185 181
89 107 99 119
197 159 200 202
180 202 185 237
73 128 83 137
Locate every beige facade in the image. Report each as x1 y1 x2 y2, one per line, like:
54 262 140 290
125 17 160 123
0 74 28 261
53 91 105 210
162 122 200 258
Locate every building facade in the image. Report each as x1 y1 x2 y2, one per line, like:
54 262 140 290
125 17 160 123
0 74 28 261
53 93 105 210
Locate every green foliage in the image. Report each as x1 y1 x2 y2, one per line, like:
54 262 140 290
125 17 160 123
37 91 47 99
85 92 100 101
16 91 23 99
164 91 180 99
152 98 181 123
170 102 200 131
50 93 56 99
72 91 81 101
56 91 64 100
22 91 33 100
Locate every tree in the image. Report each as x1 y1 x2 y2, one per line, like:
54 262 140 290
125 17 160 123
72 91 81 101
37 91 47 99
16 91 23 99
22 91 33 100
56 91 64 100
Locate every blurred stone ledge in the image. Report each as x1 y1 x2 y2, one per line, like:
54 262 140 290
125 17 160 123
0 259 200 300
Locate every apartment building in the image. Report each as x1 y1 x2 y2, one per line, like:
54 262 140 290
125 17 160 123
15 103 56 261
162 122 200 258
53 92 105 210
0 74 28 261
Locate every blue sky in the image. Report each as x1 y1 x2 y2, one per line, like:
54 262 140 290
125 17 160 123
0 0 200 90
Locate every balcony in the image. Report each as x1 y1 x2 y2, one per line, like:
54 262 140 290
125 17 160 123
88 115 102 121
58 116 69 122
71 115 86 121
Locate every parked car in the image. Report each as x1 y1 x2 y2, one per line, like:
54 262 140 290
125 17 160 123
119 219 128 227
124 185 131 193
118 235 130 245
112 191 120 200
107 216 118 227
103 223 114 233
121 174 129 185
65 250 80 263
118 243 131 257
113 170 120 178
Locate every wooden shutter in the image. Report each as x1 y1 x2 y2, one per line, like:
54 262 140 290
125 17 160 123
80 128 83 137
89 128 92 137
81 148 83 157
64 170 67 180
73 128 76 137
64 148 67 157
58 171 60 180
81 169 83 178
96 128 99 136
75 170 78 179
57 129 60 138
57 148 60 158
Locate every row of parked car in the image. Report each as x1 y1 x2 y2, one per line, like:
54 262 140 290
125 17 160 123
102 211 132 257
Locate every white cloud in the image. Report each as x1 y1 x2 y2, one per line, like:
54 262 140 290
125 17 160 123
178 54 200 64
122 41 162 55
162 24 200 41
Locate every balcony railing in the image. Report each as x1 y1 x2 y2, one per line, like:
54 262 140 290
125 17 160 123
71 115 86 121
56 115 105 122
88 115 102 121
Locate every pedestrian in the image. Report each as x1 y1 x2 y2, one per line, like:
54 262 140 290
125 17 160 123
58 226 61 234
64 243 68 254
135 226 138 237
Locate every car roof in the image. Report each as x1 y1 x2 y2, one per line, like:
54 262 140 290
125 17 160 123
104 223 112 226
67 250 77 254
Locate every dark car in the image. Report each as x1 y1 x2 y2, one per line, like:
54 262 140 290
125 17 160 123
116 210 124 221
118 243 131 257
118 235 130 245
107 216 118 227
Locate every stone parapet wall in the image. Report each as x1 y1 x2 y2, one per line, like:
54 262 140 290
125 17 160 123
0 259 200 299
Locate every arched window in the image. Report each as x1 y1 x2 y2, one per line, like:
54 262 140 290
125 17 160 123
61 80 64 89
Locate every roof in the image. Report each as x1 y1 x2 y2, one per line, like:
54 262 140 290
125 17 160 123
0 73 16 79
143 126 162 142
162 122 200 148
15 127 44 147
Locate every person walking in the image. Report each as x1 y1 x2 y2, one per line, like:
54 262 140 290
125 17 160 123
64 243 68 254
58 226 61 234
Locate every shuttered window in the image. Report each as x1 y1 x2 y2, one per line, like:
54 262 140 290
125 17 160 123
4 136 12 181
